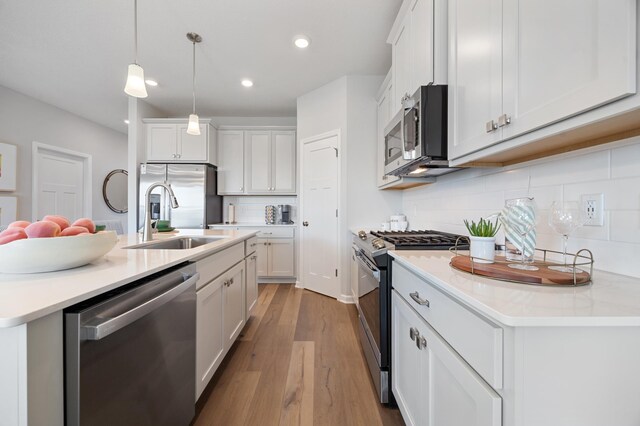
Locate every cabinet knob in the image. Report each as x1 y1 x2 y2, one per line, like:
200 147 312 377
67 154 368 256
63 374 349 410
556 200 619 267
303 221 309 227
485 120 498 133
240 187 244 191
498 114 511 127
417 335 427 350
409 327 419 341
410 291 430 307
229 278 234 285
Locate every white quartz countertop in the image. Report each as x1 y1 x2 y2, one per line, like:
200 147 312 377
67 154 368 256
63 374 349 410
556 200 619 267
389 250 640 327
209 223 297 228
0 229 257 328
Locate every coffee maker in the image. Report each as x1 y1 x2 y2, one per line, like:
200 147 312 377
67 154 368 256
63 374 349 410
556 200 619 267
277 205 293 224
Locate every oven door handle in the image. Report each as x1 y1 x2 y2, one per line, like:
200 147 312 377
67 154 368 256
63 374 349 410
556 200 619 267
355 251 381 282
80 272 200 341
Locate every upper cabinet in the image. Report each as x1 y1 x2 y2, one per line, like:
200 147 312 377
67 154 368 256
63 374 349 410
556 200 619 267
144 118 217 165
217 127 296 196
449 0 638 164
388 0 447 117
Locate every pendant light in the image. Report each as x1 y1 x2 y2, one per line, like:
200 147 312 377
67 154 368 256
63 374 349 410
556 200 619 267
124 0 148 98
186 32 202 136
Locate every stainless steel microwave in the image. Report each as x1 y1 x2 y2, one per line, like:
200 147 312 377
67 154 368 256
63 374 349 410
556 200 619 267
383 85 457 178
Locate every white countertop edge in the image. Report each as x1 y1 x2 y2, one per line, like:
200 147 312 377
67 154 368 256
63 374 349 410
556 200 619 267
389 252 640 328
0 229 257 328
209 223 297 228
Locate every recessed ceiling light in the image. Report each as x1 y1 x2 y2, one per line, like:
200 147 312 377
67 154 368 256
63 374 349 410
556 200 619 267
124 119 130 124
293 35 311 49
241 79 254 88
145 79 158 87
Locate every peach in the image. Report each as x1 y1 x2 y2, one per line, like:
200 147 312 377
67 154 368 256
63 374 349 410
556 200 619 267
8 220 31 229
0 229 27 245
42 215 71 231
60 226 90 237
25 221 61 238
0 227 26 238
72 218 96 234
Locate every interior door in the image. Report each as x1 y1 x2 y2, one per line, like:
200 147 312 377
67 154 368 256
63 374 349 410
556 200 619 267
33 144 89 222
301 133 339 299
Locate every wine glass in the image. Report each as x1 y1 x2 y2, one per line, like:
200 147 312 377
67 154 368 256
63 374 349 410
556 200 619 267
503 197 539 271
548 201 587 272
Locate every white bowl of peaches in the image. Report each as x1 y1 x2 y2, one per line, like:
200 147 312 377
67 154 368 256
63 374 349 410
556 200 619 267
0 215 118 274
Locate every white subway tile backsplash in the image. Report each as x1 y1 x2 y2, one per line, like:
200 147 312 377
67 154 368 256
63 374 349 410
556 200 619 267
403 138 640 278
611 140 640 179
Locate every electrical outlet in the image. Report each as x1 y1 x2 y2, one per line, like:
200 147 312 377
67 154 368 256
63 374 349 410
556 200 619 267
581 193 604 226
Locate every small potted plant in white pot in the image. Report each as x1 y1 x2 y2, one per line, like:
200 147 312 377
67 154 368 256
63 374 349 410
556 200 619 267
464 217 501 263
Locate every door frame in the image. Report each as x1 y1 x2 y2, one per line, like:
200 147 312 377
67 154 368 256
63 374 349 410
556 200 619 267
32 142 92 221
298 129 343 300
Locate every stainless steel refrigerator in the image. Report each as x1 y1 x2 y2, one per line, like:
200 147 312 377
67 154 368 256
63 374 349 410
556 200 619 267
138 163 222 230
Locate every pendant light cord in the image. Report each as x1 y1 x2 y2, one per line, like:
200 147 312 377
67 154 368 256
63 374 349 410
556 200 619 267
192 40 196 114
134 0 138 64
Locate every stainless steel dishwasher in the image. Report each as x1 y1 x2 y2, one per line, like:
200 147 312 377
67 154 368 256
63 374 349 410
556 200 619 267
64 263 199 426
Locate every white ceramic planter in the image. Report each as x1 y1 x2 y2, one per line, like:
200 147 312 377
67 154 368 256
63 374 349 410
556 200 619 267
469 236 496 264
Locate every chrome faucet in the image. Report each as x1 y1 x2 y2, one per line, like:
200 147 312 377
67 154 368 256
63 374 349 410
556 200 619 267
143 183 179 242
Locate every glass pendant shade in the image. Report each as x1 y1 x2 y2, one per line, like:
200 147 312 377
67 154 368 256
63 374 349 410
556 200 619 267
124 63 148 98
187 114 201 135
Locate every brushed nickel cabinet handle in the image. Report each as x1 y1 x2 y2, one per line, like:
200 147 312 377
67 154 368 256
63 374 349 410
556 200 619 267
417 335 427 350
409 327 419 341
498 114 511 127
485 120 498 133
410 292 430 307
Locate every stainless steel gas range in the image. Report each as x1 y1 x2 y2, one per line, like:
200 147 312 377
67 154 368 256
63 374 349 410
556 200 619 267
352 229 468 404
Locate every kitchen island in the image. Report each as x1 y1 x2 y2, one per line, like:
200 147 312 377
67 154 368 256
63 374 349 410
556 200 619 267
0 229 257 426
389 250 640 426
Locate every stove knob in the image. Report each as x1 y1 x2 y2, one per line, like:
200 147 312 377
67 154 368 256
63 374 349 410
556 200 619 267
358 230 367 240
372 238 386 250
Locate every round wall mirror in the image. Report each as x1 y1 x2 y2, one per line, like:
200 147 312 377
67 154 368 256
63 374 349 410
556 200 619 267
103 169 128 214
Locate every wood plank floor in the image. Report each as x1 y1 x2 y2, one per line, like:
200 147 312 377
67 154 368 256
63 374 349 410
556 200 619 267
193 284 405 426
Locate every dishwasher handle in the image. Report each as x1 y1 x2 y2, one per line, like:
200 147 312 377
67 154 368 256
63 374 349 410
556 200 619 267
81 272 200 341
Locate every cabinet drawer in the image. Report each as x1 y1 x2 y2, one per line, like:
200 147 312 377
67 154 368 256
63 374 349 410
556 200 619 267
195 243 244 290
245 236 258 255
392 261 503 389
255 227 294 238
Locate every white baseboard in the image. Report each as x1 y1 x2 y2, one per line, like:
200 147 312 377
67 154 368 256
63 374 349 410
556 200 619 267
338 294 355 304
295 280 304 289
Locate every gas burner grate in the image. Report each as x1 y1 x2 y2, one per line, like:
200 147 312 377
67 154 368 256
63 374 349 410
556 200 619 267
370 230 469 250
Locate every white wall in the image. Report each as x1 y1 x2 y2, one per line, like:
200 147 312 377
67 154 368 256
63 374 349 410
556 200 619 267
297 76 403 300
402 137 640 278
0 85 128 229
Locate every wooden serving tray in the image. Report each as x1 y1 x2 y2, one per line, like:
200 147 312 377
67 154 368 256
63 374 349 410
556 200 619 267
450 255 591 286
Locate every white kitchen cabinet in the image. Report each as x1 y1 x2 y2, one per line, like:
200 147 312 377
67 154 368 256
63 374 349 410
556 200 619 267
245 130 296 194
257 238 294 277
245 236 258 318
217 127 296 195
449 0 637 161
223 262 245 348
388 0 447 116
392 290 502 426
144 119 217 165
195 243 247 400
217 130 245 195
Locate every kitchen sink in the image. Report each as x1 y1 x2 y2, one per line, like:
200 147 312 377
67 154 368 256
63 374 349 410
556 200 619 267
125 236 229 250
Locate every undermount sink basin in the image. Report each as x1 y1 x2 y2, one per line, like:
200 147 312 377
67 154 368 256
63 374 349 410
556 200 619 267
126 236 228 250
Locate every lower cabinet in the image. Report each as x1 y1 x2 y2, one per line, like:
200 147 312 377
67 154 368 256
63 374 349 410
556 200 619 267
392 290 502 426
256 238 294 277
245 253 258 319
195 249 246 400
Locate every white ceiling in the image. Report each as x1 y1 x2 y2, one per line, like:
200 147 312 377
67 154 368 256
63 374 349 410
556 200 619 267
0 0 401 133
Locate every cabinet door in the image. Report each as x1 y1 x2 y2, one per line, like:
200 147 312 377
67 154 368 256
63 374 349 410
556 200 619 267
146 124 177 161
426 318 502 426
411 0 434 87
448 0 504 160
245 255 258 318
223 263 245 349
392 291 429 426
245 131 272 193
177 123 208 162
268 239 294 277
501 0 636 141
196 274 225 399
256 239 269 277
217 131 245 194
392 13 412 115
272 131 296 194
